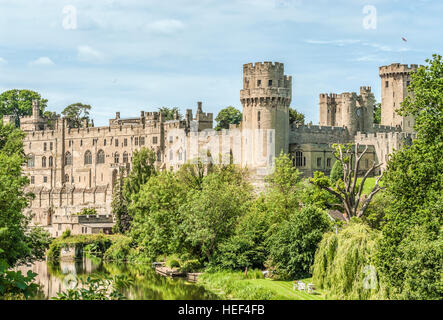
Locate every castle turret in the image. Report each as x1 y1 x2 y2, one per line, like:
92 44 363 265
379 63 418 133
240 62 291 165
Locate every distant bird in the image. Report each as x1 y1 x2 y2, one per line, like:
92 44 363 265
402 37 408 42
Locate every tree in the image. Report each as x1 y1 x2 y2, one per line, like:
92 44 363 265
181 168 252 262
0 89 48 120
376 54 443 299
289 107 305 125
159 107 182 121
373 103 381 124
329 159 344 183
0 122 50 268
215 106 242 130
112 169 130 234
310 144 383 222
61 103 92 128
267 206 331 280
123 148 157 198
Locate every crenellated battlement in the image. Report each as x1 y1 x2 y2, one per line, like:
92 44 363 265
379 63 420 77
243 61 284 75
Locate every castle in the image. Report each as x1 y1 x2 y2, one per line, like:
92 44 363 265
2 61 417 237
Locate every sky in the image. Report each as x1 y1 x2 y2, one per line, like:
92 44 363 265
0 0 441 126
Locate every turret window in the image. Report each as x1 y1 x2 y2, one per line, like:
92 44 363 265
42 156 47 168
268 80 272 87
49 156 53 167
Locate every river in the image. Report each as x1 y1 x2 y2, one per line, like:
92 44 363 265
16 258 218 300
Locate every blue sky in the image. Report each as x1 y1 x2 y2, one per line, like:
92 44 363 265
0 0 441 126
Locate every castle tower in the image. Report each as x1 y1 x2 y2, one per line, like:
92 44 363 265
379 63 418 133
240 62 291 167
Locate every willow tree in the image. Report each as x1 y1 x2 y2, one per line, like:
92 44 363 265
310 143 383 222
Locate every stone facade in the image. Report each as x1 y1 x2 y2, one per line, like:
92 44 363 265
3 61 417 236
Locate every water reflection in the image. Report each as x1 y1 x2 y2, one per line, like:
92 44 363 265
16 258 217 300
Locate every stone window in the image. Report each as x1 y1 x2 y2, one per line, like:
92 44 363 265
50 142 53 150
84 150 92 165
135 137 139 145
97 150 105 164
385 81 389 88
257 111 261 122
327 158 331 168
49 156 53 167
30 176 35 184
104 139 107 146
140 137 145 145
124 138 128 147
114 152 120 164
64 174 69 183
65 152 72 166
43 176 47 183
43 142 47 151
42 156 47 168
268 80 272 87
123 152 129 163
257 79 261 87
80 139 83 146
27 154 35 168
153 136 158 144
115 139 119 147
295 151 303 167
317 157 322 168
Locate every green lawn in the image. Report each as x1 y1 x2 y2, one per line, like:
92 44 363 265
357 176 383 195
198 271 325 300
241 278 325 300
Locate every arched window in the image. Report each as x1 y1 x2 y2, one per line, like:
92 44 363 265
27 154 35 168
295 151 304 167
123 152 128 163
42 156 47 168
65 152 72 166
64 174 69 183
49 156 53 167
84 150 92 165
97 150 105 164
114 152 119 164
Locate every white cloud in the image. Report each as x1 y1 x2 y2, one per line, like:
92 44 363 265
354 55 386 62
77 45 105 63
29 57 55 66
143 19 185 35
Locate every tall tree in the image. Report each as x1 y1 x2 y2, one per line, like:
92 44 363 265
289 107 305 125
310 143 383 222
373 103 381 124
0 89 48 120
159 107 182 121
376 54 443 299
61 103 92 128
215 106 242 130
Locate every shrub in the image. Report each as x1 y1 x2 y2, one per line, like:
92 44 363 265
181 260 202 273
61 229 71 239
103 236 133 262
330 160 344 183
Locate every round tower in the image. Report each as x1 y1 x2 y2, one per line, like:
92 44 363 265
240 62 291 167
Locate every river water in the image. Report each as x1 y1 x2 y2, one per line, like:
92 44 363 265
16 258 218 300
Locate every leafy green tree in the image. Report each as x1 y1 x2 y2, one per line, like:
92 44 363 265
0 89 48 120
111 170 130 234
129 172 188 261
376 54 443 299
123 148 157 200
329 159 344 183
267 205 331 280
215 106 242 130
61 103 92 128
289 107 305 125
159 107 182 121
181 168 252 262
373 103 381 124
263 152 302 223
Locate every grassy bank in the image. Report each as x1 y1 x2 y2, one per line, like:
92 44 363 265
198 271 325 300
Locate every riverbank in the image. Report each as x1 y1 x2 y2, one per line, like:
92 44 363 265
197 271 325 300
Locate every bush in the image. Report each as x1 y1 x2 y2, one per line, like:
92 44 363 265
312 221 386 300
61 229 71 239
330 160 344 183
181 260 203 273
103 236 133 262
267 205 331 280
168 259 181 269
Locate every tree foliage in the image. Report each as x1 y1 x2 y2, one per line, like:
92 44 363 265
61 102 92 128
215 106 242 131
0 89 48 120
289 107 305 125
159 107 182 121
376 54 443 299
